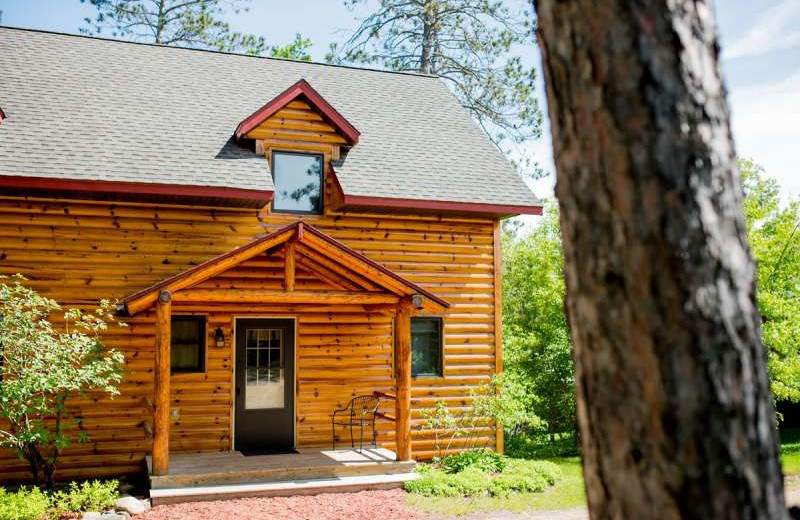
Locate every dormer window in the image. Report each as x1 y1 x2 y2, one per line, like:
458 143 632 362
271 151 324 214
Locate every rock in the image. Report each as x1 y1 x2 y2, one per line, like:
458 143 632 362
115 496 148 515
100 513 129 520
81 513 102 520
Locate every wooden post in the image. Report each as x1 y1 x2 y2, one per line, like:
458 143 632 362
152 290 172 476
492 220 504 454
284 241 295 292
394 300 412 461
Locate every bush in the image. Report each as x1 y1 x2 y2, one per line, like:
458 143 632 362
440 450 506 474
0 487 50 520
51 480 119 513
405 457 562 498
506 431 579 459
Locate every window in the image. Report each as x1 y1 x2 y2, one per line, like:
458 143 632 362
171 316 205 373
411 317 443 377
271 151 324 214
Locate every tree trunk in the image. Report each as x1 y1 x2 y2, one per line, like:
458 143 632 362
534 1 787 519
419 2 437 74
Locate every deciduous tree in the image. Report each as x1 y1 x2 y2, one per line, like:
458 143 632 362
535 0 789 518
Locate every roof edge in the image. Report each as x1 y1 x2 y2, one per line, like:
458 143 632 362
0 174 274 205
342 194 543 217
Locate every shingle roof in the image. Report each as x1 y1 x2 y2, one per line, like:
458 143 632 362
0 27 539 211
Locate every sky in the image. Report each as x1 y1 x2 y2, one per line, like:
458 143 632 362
0 0 798 202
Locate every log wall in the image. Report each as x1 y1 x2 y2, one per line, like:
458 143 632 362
0 191 500 482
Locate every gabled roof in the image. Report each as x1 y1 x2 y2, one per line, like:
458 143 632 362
0 27 540 215
235 79 359 144
119 220 449 316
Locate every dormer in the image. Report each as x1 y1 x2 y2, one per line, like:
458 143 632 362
235 80 359 215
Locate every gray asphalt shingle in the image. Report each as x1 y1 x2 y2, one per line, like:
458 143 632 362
0 27 539 208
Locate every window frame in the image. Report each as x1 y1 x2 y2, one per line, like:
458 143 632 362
270 150 325 215
410 316 444 379
170 315 207 374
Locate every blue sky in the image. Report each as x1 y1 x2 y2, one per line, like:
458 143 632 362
1 0 798 200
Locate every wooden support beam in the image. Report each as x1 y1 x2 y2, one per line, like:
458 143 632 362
152 290 172 476
284 241 295 292
294 243 382 292
395 299 412 461
172 289 399 305
493 220 504 454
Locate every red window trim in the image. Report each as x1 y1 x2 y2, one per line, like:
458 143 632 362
342 194 543 216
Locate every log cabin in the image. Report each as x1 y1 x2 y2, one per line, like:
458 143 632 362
0 27 541 494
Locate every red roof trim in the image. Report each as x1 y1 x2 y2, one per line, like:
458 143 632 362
0 175 274 203
235 79 360 144
342 194 543 216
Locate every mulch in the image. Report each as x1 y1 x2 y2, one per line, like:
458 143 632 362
139 489 436 520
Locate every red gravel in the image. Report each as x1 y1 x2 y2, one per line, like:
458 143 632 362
140 489 435 520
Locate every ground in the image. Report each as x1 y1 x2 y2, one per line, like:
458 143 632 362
141 430 800 519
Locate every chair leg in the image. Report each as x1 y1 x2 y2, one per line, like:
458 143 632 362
372 417 377 447
331 418 336 451
349 422 354 449
360 421 364 451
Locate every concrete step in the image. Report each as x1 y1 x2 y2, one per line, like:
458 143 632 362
149 472 420 505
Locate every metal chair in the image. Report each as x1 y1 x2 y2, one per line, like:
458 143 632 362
331 394 381 451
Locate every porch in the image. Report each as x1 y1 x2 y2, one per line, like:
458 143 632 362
146 448 417 505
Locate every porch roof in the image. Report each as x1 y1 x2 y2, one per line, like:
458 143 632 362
117 220 449 316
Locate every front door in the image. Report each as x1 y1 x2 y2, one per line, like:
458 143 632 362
234 318 295 453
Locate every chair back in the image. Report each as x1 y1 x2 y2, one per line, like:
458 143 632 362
350 394 380 420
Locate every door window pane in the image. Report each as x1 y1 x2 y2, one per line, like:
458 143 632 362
171 316 205 373
245 328 285 409
411 318 443 377
272 152 323 213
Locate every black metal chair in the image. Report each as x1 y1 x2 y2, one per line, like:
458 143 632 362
331 394 381 451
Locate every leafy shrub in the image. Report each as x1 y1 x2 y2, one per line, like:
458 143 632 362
406 458 562 498
0 487 50 520
506 431 579 459
51 480 119 513
405 469 462 497
440 450 506 474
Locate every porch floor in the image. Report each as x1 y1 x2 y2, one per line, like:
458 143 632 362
146 448 417 504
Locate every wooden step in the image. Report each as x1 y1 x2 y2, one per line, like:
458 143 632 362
149 472 420 505
148 448 415 489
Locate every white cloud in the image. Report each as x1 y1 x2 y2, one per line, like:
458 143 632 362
723 0 800 59
729 69 800 197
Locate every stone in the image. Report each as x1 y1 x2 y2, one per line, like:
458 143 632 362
81 513 102 520
100 513 129 520
115 496 148 515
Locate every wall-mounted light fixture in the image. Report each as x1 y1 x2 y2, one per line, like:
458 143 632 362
214 327 225 347
411 294 425 310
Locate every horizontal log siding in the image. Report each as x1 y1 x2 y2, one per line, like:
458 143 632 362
0 194 499 481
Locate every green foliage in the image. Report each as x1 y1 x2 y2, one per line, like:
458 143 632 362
502 200 576 439
505 431 579 459
0 276 125 488
440 450 506 474
270 34 313 61
51 480 119 513
405 455 561 498
739 159 800 403
79 0 312 58
330 0 543 178
0 487 50 520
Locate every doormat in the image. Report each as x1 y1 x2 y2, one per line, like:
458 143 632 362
240 448 299 456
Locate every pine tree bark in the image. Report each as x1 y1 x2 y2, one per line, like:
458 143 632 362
534 1 788 518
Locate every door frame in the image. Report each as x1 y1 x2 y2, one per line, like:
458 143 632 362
230 315 298 452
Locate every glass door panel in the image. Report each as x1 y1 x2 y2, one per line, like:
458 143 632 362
244 328 285 409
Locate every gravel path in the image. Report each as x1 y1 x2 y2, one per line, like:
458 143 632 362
140 482 800 520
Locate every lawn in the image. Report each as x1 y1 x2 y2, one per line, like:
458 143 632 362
781 428 800 476
407 429 800 516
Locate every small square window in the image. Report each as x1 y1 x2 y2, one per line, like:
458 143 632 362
272 151 324 214
171 316 205 373
411 317 443 377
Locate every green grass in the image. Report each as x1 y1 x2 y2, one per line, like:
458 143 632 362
781 428 800 476
406 457 585 515
408 430 800 516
